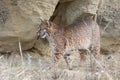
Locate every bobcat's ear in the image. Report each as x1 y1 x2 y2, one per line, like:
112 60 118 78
46 20 51 27
44 20 51 27
39 18 44 28
39 18 44 23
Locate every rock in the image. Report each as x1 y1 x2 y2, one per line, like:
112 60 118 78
0 0 119 55
0 0 59 52
97 0 120 53
51 0 100 25
59 0 73 3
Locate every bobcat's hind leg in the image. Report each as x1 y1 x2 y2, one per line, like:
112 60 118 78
78 49 87 67
54 52 62 63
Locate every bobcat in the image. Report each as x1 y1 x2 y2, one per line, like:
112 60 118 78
37 18 100 70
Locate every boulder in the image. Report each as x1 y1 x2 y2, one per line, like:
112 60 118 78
97 0 120 53
0 0 119 55
51 0 100 25
0 0 59 52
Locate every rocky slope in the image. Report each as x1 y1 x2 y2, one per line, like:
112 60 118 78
0 0 119 55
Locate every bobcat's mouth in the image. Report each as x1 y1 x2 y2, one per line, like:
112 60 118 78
37 29 48 39
41 32 47 38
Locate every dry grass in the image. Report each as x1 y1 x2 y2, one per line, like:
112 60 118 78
0 38 120 80
0 51 120 80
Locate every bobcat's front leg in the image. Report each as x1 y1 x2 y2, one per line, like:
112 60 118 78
63 49 73 70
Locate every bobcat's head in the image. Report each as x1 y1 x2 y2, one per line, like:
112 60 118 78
37 20 57 39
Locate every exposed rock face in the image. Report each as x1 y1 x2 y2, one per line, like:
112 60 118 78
0 0 9 26
97 0 120 53
0 0 119 55
51 0 100 25
0 0 59 52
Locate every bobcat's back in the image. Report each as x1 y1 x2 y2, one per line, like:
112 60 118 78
64 19 100 50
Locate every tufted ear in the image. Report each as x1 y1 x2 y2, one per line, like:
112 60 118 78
46 20 51 27
44 20 51 27
39 18 44 23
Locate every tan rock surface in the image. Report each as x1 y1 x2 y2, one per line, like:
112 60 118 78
97 0 120 53
52 0 100 25
0 0 59 52
0 0 119 55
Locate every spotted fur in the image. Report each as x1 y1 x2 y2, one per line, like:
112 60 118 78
37 18 100 69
